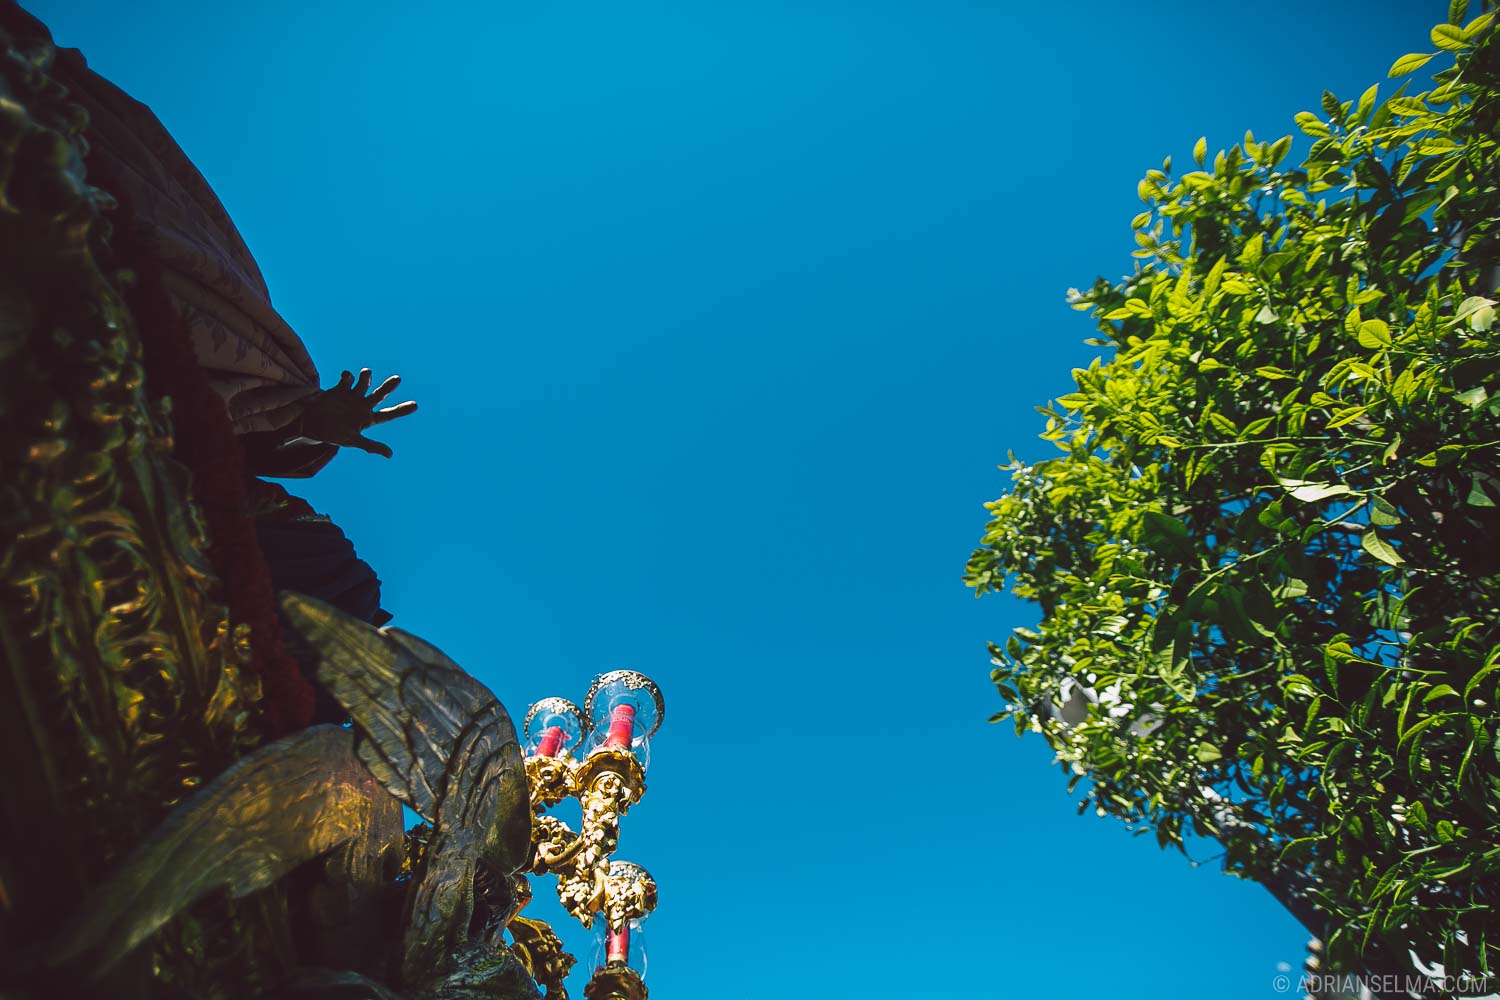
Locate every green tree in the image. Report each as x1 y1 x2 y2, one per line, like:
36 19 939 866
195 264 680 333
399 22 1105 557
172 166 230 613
967 4 1500 982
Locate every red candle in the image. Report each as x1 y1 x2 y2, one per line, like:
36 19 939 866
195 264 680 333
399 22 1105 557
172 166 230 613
536 725 565 757
607 923 630 965
604 703 636 749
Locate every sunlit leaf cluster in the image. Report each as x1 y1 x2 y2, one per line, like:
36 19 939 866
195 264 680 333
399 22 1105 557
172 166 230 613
969 7 1500 977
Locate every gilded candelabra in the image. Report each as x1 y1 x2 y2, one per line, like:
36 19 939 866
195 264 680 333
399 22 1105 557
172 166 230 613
511 673 663 1000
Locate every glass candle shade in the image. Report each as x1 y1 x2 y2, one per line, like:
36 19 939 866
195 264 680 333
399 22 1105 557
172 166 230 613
582 671 663 768
592 918 647 980
523 697 585 758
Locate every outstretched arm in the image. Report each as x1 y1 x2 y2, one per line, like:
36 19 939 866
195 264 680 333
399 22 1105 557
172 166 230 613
298 368 418 459
239 368 417 477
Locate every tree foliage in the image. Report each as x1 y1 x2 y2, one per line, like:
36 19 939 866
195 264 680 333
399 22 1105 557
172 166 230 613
968 6 1500 979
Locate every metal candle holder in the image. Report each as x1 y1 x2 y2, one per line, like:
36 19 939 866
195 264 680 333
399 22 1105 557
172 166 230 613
514 671 663 1000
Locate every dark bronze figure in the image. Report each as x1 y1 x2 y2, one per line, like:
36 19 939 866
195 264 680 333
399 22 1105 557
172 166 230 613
0 4 545 996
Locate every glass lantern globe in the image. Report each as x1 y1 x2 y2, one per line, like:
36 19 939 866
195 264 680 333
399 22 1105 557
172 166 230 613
582 670 663 769
522 697 586 758
591 918 647 980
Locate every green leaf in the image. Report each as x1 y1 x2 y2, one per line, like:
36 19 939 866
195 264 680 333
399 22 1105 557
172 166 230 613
1454 296 1495 323
1206 412 1238 436
1456 386 1489 410
1153 631 1196 700
1362 531 1405 566
1321 90 1343 119
1358 319 1392 348
1275 577 1309 599
1468 478 1496 508
1392 369 1418 408
1463 299 1497 332
1400 714 1442 747
1401 189 1444 226
1464 11 1495 38
1193 135 1207 166
1242 235 1266 269
1283 674 1319 699
1425 684 1462 704
1295 111 1330 137
1383 433 1403 464
1325 405 1371 429
1196 743 1223 763
1202 256 1227 297
1466 652 1500 698
1450 0 1469 24
1387 95 1429 116
1255 366 1294 380
1388 52 1436 77
1218 584 1279 641
1286 482 1353 502
1426 444 1467 466
1414 138 1460 156
1432 23 1467 50
1370 496 1403 525
1140 511 1192 556
1241 234 1265 266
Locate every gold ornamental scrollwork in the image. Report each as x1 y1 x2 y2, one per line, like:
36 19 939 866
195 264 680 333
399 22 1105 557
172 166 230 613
525 753 581 810
600 861 657 936
582 965 647 1000
508 915 576 1000
525 745 645 927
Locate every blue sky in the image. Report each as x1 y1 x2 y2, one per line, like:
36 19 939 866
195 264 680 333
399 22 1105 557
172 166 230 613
31 2 1441 996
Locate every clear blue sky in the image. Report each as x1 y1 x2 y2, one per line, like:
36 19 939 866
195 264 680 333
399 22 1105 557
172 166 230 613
31 2 1440 996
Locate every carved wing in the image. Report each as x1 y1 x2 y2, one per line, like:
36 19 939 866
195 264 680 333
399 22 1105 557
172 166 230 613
47 725 382 977
280 592 489 817
279 592 531 873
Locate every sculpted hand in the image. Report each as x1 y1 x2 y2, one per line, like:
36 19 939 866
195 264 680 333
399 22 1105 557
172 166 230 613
298 368 417 458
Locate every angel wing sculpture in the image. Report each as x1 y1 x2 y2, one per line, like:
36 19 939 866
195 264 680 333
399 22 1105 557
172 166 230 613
282 593 533 986
45 723 401 977
44 593 534 998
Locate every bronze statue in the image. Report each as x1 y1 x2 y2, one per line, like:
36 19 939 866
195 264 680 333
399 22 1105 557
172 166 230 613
0 4 536 997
